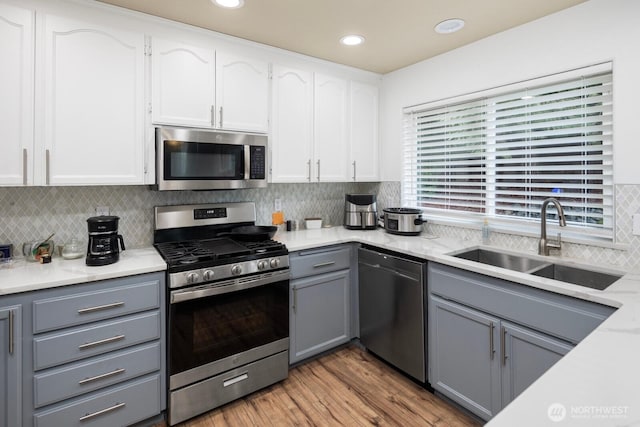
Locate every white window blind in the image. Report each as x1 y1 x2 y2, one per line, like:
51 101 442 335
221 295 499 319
403 64 613 240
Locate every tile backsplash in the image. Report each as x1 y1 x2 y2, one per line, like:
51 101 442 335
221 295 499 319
2 181 638 271
0 182 382 253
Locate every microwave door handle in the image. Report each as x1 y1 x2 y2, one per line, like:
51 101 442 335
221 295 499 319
244 145 251 179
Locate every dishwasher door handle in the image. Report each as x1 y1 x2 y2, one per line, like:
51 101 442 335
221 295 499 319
359 261 420 283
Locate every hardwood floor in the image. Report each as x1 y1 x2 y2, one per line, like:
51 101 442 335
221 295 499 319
160 346 481 427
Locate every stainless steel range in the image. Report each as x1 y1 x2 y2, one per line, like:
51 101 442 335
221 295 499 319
153 202 289 426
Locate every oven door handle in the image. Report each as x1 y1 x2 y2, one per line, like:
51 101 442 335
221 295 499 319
170 270 290 304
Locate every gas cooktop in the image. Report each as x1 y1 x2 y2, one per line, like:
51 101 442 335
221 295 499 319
154 237 287 271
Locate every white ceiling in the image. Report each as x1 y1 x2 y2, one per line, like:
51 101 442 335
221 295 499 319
96 0 587 74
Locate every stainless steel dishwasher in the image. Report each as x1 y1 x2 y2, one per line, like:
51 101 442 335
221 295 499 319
358 246 426 382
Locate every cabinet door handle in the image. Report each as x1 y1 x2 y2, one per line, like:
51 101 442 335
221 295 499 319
78 368 126 385
45 149 51 185
489 321 495 360
23 149 28 185
352 161 356 181
77 301 124 314
316 159 320 182
292 286 297 314
501 326 507 366
8 310 14 356
307 159 311 182
313 261 335 268
78 402 126 422
210 105 215 126
219 106 224 128
78 334 125 350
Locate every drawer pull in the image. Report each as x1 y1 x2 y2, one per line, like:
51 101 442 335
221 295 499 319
78 368 126 385
77 301 125 314
313 261 335 268
79 402 126 422
78 334 125 350
223 372 248 388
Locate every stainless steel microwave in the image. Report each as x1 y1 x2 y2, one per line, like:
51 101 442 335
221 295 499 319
155 127 267 191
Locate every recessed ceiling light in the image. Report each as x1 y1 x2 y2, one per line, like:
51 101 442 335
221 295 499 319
434 18 465 34
212 0 244 9
340 35 365 46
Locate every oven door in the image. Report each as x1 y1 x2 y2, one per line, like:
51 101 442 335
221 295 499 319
168 270 289 390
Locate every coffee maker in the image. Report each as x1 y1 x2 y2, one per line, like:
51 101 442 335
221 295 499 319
344 194 377 230
86 216 126 266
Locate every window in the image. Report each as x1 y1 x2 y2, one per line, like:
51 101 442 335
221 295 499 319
403 63 613 240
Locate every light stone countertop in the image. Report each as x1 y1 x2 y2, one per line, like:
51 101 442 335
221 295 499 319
276 227 640 427
0 247 166 295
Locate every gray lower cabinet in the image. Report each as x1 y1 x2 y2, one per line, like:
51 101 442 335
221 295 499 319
0 305 22 427
430 296 501 419
500 321 572 407
428 262 614 421
289 245 353 364
0 272 166 427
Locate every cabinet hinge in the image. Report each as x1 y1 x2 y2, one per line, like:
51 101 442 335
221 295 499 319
144 44 152 56
148 102 152 114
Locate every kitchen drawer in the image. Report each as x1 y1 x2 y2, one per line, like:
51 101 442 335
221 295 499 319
290 245 351 279
33 311 160 371
429 263 614 344
34 342 161 408
33 374 161 427
33 279 160 333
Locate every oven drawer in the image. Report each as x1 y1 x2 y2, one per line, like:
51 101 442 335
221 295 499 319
33 374 161 427
290 245 351 279
169 350 288 425
33 311 161 371
34 342 161 408
33 278 161 334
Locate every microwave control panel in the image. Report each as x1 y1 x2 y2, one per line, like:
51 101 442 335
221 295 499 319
249 146 266 180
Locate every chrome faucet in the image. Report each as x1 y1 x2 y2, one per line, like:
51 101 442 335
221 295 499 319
539 198 567 256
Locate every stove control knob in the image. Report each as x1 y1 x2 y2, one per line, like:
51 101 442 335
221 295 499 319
186 272 199 284
231 265 242 275
257 260 268 270
203 270 214 281
270 258 281 268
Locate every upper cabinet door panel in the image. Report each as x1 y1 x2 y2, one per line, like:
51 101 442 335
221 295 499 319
0 4 34 186
350 81 379 182
314 73 348 182
215 52 269 132
270 65 314 183
43 15 145 185
151 38 215 127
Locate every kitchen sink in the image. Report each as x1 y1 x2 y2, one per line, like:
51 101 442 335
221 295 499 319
452 248 548 273
530 263 622 291
450 247 623 290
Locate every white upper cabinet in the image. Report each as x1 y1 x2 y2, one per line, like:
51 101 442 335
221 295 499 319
0 4 34 186
150 43 269 133
314 73 349 182
349 82 379 182
151 38 215 128
42 14 145 185
215 52 269 132
270 65 314 183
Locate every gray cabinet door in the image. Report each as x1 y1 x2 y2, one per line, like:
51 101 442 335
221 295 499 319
501 321 573 407
0 305 22 427
429 296 501 420
290 269 350 364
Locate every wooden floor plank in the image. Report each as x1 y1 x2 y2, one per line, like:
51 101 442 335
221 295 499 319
157 346 481 427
